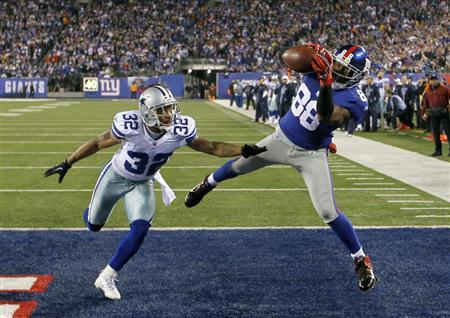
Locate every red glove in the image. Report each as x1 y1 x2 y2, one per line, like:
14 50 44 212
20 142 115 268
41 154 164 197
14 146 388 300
328 142 337 154
308 44 333 86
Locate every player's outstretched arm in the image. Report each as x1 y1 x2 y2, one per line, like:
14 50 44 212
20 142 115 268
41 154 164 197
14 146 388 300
188 137 267 158
44 130 121 183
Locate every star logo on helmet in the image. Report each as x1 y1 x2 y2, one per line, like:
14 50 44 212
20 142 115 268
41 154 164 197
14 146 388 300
139 97 146 106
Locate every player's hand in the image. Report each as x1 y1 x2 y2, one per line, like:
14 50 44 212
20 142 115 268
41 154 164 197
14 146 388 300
44 160 71 183
241 144 267 158
309 45 333 85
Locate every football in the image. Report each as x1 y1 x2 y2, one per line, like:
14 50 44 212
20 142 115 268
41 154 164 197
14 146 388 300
281 45 315 73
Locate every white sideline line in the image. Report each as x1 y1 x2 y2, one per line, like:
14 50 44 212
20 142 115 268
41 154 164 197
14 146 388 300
346 177 384 180
401 207 450 210
0 188 407 193
0 113 23 117
8 109 42 112
331 169 365 172
415 215 450 218
354 182 395 185
0 225 449 231
376 194 419 197
387 200 435 203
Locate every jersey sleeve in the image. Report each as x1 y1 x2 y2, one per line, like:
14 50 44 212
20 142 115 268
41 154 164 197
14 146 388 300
340 89 368 124
174 115 197 147
111 111 140 140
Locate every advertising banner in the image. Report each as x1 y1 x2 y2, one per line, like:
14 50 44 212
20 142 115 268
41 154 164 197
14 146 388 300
0 78 48 98
83 75 185 99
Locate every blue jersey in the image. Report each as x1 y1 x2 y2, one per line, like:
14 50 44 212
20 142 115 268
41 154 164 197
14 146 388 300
279 74 368 150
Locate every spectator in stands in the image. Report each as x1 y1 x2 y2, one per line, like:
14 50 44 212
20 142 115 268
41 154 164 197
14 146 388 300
362 76 380 132
420 75 450 156
395 76 416 129
1 0 448 92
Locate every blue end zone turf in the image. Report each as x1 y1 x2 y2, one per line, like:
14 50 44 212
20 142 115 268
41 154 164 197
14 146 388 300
0 229 449 317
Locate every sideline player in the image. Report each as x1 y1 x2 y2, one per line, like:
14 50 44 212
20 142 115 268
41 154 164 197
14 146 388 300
44 85 266 300
185 44 377 291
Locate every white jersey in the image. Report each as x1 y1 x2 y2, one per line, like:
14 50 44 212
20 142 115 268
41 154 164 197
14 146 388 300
374 77 389 99
111 110 197 181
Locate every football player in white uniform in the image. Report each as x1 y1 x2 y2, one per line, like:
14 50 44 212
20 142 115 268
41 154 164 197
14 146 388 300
44 85 266 300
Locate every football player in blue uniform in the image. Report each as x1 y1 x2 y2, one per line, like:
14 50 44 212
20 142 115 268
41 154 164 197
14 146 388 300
185 44 377 291
44 85 266 300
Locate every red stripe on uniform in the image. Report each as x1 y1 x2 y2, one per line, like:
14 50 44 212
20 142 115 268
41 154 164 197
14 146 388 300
343 45 360 57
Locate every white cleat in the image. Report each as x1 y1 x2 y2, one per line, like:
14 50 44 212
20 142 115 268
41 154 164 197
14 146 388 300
95 271 121 300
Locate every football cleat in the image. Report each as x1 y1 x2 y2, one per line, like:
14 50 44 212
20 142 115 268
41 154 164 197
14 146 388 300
354 255 377 291
95 271 121 300
184 177 215 208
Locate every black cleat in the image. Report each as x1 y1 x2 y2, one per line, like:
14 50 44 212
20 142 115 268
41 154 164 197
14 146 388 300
354 255 377 292
185 177 216 208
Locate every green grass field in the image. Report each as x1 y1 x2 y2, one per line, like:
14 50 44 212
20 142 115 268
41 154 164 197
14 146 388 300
0 99 449 228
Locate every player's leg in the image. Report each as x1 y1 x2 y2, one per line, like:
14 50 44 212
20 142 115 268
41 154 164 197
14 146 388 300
95 180 155 300
291 150 376 291
84 161 127 232
185 129 288 208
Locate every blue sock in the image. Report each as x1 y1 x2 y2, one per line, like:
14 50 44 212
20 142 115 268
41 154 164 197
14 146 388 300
328 213 362 254
83 208 103 232
109 220 150 271
212 159 239 182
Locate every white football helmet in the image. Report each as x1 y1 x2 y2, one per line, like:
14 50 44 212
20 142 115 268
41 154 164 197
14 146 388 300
138 85 180 131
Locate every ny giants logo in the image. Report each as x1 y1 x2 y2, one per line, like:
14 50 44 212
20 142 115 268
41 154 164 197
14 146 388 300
99 79 120 96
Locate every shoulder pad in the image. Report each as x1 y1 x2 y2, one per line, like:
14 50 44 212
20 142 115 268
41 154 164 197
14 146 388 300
111 111 141 139
172 115 197 143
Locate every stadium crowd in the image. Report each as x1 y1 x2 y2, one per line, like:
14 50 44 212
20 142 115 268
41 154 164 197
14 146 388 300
0 0 449 90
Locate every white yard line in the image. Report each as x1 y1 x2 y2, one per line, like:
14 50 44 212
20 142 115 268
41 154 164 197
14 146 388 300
401 207 450 210
376 194 419 197
415 215 450 218
337 173 373 176
0 113 23 116
346 177 384 180
387 200 435 203
0 188 407 193
354 182 395 185
0 225 448 231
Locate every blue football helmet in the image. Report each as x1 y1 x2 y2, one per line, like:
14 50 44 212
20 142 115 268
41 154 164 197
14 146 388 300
332 45 371 89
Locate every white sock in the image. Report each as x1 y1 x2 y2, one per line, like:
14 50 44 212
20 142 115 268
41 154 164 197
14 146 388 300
207 174 218 186
103 264 118 276
351 248 365 259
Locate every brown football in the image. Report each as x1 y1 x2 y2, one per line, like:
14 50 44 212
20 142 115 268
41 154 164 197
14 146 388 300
281 45 314 73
